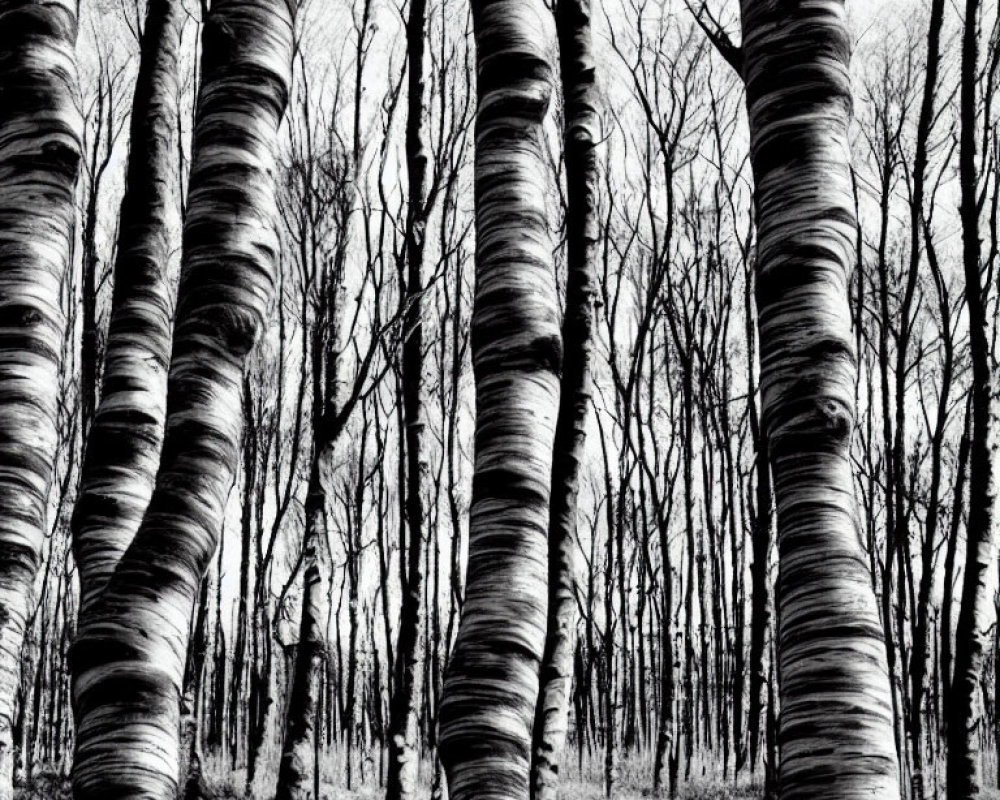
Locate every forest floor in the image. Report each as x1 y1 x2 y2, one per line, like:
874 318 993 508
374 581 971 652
25 752 1000 800
202 750 767 800
14 751 768 800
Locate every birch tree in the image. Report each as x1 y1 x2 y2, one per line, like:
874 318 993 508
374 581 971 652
437 1 563 796
532 0 599 795
70 1 295 796
947 0 997 796
0 2 81 794
737 1 900 796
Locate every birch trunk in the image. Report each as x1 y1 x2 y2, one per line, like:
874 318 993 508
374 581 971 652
275 561 324 800
0 2 81 794
531 0 598 795
739 1 900 797
69 2 295 797
437 1 562 796
71 0 183 621
946 0 996 796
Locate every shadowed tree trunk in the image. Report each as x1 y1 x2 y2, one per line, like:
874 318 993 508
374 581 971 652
746 428 771 776
947 0 995 797
69 1 295 797
386 0 429 796
0 1 81 794
745 244 772 778
437 0 563 796
739 1 900 797
530 0 598 796
905 3 946 798
941 393 972 722
181 577 211 800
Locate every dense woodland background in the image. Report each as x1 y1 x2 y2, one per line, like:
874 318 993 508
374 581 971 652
5 0 1000 798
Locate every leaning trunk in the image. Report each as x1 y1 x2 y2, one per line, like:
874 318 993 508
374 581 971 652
69 3 295 797
739 1 900 797
0 1 81 793
947 0 995 797
70 0 183 621
437 0 563 796
530 0 598 796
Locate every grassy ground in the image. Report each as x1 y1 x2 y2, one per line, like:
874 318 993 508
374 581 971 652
556 777 762 800
27 749 1000 800
16 748 765 800
198 748 763 800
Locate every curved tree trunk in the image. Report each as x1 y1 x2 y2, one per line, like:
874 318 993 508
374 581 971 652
69 2 295 798
739 2 900 798
71 0 183 622
0 1 81 794
437 1 562 797
530 0 598 796
386 0 429 796
946 0 994 797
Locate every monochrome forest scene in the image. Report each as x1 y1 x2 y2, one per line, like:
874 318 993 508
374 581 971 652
0 0 999 799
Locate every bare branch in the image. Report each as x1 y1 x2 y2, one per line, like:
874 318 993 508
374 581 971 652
684 0 742 76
